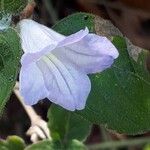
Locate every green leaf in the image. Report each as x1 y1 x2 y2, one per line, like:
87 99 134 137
52 12 95 35
78 37 150 135
144 144 150 150
66 140 87 150
0 28 21 114
52 12 150 134
25 140 86 150
0 136 25 150
48 105 91 143
25 140 61 150
0 0 27 14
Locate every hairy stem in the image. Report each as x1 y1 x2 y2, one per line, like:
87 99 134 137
88 137 150 150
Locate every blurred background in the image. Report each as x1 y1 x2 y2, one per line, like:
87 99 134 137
1 0 150 149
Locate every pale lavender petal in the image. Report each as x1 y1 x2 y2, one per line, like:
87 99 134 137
36 54 91 111
20 27 89 67
20 63 49 105
19 25 119 111
19 19 65 53
53 33 119 74
21 44 56 67
57 27 89 47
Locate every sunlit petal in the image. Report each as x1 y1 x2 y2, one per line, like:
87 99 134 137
19 19 119 111
20 63 48 105
21 44 57 67
19 19 65 53
58 27 89 47
53 33 119 74
36 54 91 111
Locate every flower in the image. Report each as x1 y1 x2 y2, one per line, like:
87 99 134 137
19 19 119 111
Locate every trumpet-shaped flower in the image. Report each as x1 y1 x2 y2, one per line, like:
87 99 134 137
19 19 119 111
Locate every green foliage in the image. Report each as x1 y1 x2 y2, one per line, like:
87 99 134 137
66 140 87 150
53 12 150 134
79 36 150 135
48 105 91 143
145 144 150 150
25 140 86 150
0 0 27 14
0 28 21 114
53 12 95 35
25 140 59 150
0 136 25 150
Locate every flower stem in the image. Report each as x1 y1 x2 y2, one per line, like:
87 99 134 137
44 0 58 24
88 137 150 150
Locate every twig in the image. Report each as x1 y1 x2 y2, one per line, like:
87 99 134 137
88 137 150 150
100 126 117 150
44 0 58 24
13 82 51 143
20 0 36 19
